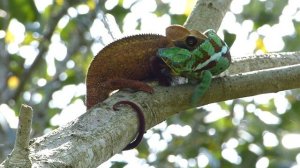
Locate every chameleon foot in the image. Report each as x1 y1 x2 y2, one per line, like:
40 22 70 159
191 70 212 105
106 78 154 94
113 101 145 150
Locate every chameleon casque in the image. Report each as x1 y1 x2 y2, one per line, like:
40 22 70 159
86 25 231 150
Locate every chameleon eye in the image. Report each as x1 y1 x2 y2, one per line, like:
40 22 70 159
185 36 198 47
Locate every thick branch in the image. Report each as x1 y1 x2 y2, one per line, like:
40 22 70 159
184 0 233 31
229 51 300 74
7 52 299 167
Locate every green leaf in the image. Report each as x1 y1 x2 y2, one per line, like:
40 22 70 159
8 0 38 22
170 14 187 25
223 30 236 49
106 4 130 30
60 20 76 41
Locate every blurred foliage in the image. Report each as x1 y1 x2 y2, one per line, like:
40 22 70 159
241 0 286 27
0 0 300 167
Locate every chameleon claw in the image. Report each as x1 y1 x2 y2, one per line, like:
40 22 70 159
113 101 145 150
140 85 154 94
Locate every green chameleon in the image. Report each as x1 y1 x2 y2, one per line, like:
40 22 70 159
158 29 231 104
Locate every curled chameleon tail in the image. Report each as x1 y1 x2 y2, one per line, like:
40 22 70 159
113 101 145 150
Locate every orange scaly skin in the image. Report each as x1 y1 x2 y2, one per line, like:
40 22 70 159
86 25 206 150
86 34 170 109
86 25 205 109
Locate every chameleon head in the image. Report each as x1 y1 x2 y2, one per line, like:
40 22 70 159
197 29 231 75
157 47 192 75
158 28 231 79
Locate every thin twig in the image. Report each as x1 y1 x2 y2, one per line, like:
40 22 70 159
1 104 33 167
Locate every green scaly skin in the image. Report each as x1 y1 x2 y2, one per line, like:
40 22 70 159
158 29 231 104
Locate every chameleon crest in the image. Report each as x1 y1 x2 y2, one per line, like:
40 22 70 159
158 29 231 104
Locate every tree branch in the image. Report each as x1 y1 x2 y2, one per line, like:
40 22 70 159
229 51 300 74
1 52 298 167
184 0 233 31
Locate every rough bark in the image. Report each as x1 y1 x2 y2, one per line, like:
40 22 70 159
184 0 232 31
1 51 300 167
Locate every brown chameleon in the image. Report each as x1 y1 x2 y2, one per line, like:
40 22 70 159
86 25 211 150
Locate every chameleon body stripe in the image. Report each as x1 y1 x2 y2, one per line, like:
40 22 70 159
157 28 231 105
158 28 231 80
194 45 228 71
206 29 223 47
200 38 216 56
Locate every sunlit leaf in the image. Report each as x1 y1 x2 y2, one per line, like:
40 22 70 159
5 30 14 43
87 0 96 10
8 76 19 89
184 0 196 16
22 32 35 45
56 0 64 6
256 37 267 53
